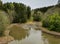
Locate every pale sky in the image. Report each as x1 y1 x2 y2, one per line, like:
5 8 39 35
2 0 58 9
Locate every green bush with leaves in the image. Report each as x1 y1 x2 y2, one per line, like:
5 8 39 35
42 13 60 32
0 11 10 36
7 10 17 23
33 12 41 21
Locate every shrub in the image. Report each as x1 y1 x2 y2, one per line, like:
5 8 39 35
0 11 10 36
33 12 41 21
7 10 17 23
42 13 60 32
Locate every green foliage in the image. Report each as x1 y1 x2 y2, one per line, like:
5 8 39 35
33 12 41 21
13 3 28 23
0 0 3 10
27 6 31 19
0 11 10 36
3 2 14 11
7 10 17 23
1 2 31 23
42 13 60 32
34 6 54 13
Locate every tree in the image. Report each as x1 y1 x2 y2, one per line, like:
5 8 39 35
13 3 27 23
58 0 60 4
3 2 15 23
3 2 14 12
33 12 41 21
27 6 31 19
6 2 14 10
0 0 3 9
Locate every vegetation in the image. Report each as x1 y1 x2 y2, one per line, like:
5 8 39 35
0 1 31 23
0 10 10 36
33 11 41 21
0 0 60 36
12 3 27 23
27 6 31 19
34 6 54 13
42 13 60 32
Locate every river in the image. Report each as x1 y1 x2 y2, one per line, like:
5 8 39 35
8 24 60 44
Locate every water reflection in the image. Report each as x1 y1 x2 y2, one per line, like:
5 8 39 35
9 25 29 40
9 28 47 44
8 24 60 44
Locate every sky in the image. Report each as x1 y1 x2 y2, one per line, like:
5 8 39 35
2 0 58 9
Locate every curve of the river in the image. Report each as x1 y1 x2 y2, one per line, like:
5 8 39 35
8 24 48 44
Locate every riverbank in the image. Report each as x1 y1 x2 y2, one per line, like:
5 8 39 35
26 22 60 36
31 22 60 36
7 22 60 44
0 21 60 44
0 36 14 44
0 28 14 44
37 27 60 36
7 22 60 36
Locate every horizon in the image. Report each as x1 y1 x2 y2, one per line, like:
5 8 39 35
2 0 58 9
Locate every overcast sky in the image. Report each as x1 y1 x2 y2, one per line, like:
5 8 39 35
2 0 58 9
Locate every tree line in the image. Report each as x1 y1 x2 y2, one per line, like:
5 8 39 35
0 0 31 23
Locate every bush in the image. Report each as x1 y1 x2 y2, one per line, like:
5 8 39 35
42 13 60 32
0 11 10 36
33 12 41 21
7 10 17 23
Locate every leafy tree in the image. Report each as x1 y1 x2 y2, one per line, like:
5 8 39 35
13 3 27 23
0 1 31 23
27 6 31 19
33 12 41 21
3 2 14 12
5 2 14 10
0 0 3 9
34 6 54 13
3 3 15 23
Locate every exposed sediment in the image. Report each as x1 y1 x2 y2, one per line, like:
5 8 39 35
0 36 14 44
